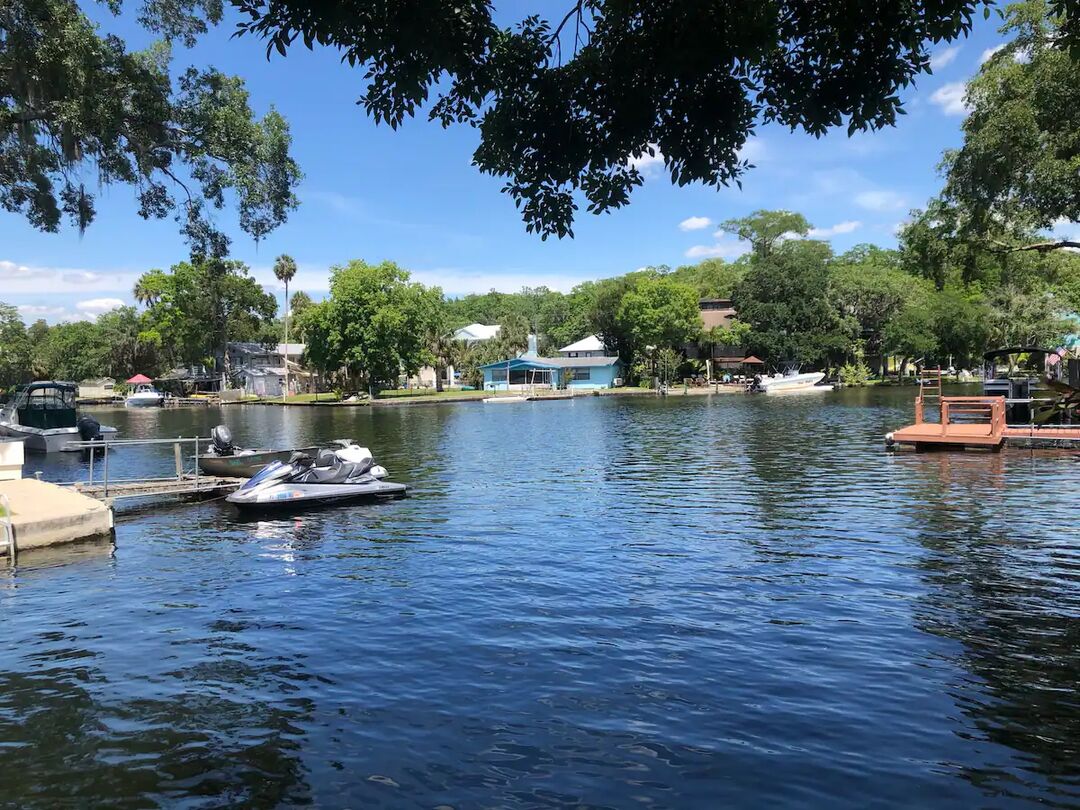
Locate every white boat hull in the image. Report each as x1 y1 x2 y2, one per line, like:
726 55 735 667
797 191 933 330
484 396 528 404
759 371 830 395
0 423 118 453
125 394 164 407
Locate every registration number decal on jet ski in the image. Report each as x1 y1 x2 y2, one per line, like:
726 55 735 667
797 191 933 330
265 490 304 501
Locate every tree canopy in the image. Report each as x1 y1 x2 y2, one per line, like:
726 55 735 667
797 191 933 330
720 210 810 259
0 0 301 255
132 258 277 367
734 240 852 365
299 260 444 394
232 0 999 238
941 0 1080 250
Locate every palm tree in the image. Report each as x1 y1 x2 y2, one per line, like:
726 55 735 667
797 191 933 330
273 254 298 399
132 270 166 307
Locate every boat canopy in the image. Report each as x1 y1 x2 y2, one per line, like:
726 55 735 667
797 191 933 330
14 381 77 429
983 346 1049 362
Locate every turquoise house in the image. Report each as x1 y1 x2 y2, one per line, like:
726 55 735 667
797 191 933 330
479 355 623 391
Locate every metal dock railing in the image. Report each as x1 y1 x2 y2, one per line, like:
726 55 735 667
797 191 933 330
60 436 245 503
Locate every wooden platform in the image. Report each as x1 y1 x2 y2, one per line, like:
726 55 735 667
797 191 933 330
888 392 1080 450
68 474 245 503
890 421 1004 448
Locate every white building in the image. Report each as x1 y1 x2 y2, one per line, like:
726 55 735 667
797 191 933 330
451 323 501 343
558 335 608 358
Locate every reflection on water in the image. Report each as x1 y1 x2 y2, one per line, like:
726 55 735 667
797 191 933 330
2 391 1078 806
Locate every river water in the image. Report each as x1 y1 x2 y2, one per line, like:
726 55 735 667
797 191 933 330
2 389 1077 807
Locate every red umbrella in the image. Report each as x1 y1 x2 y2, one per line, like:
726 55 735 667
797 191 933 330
126 374 152 384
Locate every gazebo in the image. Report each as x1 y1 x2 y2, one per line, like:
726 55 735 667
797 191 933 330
126 373 152 385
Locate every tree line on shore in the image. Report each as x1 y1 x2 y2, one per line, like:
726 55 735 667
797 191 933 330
2 204 1077 395
2 1 1079 394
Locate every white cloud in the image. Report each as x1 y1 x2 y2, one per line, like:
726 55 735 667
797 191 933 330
62 271 103 285
76 297 125 314
980 44 1006 64
16 304 67 318
738 138 766 164
930 81 969 116
808 220 862 238
684 239 749 260
931 46 960 70
855 190 907 212
627 144 665 178
0 260 48 281
406 267 601 296
0 258 135 294
679 216 712 232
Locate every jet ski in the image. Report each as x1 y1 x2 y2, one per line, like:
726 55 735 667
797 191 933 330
226 445 407 510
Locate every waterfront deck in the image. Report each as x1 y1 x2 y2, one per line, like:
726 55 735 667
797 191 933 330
888 393 1080 450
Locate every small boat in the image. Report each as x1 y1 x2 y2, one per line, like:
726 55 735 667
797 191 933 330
483 395 528 404
0 381 117 452
750 370 832 395
125 383 165 407
198 424 333 477
226 447 406 510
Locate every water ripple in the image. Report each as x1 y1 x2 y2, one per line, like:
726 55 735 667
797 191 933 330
3 389 1078 807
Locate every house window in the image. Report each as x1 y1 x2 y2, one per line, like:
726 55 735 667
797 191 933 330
491 368 508 382
572 368 591 381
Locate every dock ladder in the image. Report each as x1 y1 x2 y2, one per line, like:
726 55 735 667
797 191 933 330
915 366 943 424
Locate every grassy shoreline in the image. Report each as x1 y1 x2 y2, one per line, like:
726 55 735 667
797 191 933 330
239 385 750 407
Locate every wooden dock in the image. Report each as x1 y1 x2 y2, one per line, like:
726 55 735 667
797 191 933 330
887 375 1080 450
68 474 245 503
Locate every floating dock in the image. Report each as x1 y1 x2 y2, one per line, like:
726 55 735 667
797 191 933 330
887 389 1080 451
0 478 113 556
69 474 245 504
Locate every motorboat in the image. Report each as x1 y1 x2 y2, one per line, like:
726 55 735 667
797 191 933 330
198 424 356 477
750 370 832 395
483 395 528 404
0 381 117 452
226 446 406 510
125 383 165 407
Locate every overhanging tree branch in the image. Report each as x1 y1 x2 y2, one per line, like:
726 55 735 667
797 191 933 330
990 239 1080 253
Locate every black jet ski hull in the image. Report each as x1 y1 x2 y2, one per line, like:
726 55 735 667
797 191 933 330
226 480 407 510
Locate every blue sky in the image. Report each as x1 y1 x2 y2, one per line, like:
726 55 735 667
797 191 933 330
1 5 1016 323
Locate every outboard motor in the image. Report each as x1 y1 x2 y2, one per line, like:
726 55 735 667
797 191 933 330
211 424 237 456
77 416 104 456
77 416 103 443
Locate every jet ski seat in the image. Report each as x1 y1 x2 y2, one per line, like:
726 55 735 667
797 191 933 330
295 455 376 484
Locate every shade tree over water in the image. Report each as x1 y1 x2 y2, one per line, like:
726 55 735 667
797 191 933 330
934 0 1080 252
230 0 1010 239
0 0 301 256
5 0 1035 243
